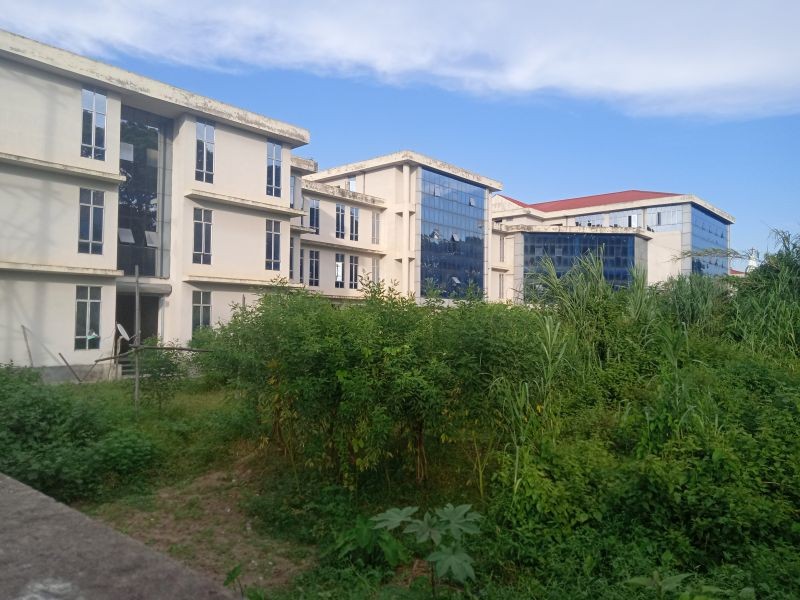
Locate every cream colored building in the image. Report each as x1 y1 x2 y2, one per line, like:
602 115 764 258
0 30 736 378
0 30 308 378
488 190 735 302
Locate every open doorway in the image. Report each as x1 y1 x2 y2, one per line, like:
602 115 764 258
115 292 160 355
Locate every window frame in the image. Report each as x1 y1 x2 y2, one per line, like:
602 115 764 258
78 188 104 255
192 290 212 331
335 203 346 239
192 208 212 264
349 207 359 241
308 198 320 234
74 285 101 350
266 140 282 197
335 253 345 288
195 119 215 183
349 255 359 289
80 88 106 160
371 211 380 244
265 218 281 271
309 249 320 286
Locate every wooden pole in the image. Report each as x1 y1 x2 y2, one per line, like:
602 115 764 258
21 325 34 367
134 264 141 412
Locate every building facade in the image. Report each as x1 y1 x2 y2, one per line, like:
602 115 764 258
488 190 734 301
0 31 736 377
0 31 308 377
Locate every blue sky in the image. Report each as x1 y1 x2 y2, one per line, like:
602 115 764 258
2 0 798 261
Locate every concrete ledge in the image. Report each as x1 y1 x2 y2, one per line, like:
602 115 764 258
186 189 305 217
301 180 387 208
0 151 125 184
299 237 387 256
0 261 123 277
0 473 233 599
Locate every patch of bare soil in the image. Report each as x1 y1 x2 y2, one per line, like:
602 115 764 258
87 462 313 591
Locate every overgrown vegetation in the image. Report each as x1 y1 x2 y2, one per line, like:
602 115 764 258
194 231 800 598
2 231 798 598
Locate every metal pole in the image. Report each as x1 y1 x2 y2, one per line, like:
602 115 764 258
21 325 34 367
134 264 141 411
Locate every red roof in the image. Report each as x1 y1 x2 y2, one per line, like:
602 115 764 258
498 190 682 212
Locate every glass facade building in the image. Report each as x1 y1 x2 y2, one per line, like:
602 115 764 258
523 232 640 289
419 168 486 297
690 205 729 275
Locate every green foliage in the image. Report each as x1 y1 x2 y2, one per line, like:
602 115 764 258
0 366 157 501
139 336 187 410
196 231 800 597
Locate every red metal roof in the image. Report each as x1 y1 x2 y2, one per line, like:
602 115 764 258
498 190 682 212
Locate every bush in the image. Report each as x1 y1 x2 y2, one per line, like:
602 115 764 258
0 366 157 501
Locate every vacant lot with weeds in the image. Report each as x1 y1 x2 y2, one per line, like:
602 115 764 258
2 232 799 598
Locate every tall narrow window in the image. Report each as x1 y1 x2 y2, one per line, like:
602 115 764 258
289 237 295 280
371 257 380 282
290 176 296 209
498 273 505 299
371 212 380 244
348 176 357 192
498 235 505 262
350 207 360 241
349 255 359 289
308 198 320 234
193 208 212 264
195 120 215 183
335 253 345 288
266 140 282 197
309 250 320 286
74 285 101 350
192 291 211 331
299 248 305 283
81 88 106 160
335 204 345 239
78 189 104 254
265 219 281 270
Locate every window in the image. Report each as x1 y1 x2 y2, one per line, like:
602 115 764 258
290 176 296 209
74 286 101 350
299 248 305 283
195 120 215 183
335 253 345 288
81 88 106 160
371 212 380 244
265 219 281 270
350 207 359 241
78 189 104 254
349 255 359 289
309 250 320 286
348 176 357 192
289 237 295 280
192 291 211 331
498 273 505 299
498 235 505 262
266 140 282 197
308 198 320 234
335 204 346 239
192 208 212 264
371 257 380 282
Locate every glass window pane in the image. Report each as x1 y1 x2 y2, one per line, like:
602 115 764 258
89 286 101 300
75 301 86 336
82 89 93 110
94 92 106 115
92 207 103 242
82 110 93 146
79 205 90 240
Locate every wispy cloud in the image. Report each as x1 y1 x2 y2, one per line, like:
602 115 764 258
1 0 799 117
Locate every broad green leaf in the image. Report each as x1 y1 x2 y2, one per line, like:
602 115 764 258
371 506 418 531
427 545 476 583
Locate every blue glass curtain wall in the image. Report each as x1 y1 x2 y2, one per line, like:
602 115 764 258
419 168 486 297
523 232 637 288
690 206 729 275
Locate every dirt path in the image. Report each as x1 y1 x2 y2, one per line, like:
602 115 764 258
85 465 313 591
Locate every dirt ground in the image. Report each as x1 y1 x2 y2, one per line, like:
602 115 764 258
85 464 313 591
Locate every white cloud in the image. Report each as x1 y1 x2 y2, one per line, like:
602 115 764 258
1 0 799 117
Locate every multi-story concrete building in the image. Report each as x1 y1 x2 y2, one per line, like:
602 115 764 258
0 31 308 377
488 190 735 301
0 30 736 378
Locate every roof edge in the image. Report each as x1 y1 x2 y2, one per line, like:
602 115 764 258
0 29 310 146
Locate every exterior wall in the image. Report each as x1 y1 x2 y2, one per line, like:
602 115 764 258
0 167 119 270
0 271 116 368
0 56 121 175
646 230 683 284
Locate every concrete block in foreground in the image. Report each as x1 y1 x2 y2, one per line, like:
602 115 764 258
0 474 233 599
